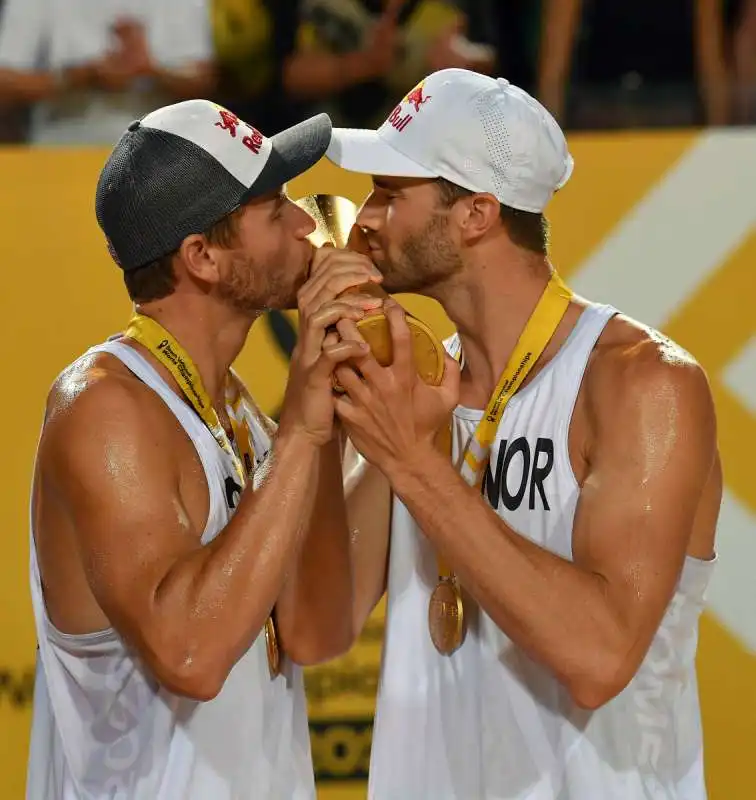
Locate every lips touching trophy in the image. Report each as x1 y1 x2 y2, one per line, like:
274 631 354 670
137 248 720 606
295 194 447 390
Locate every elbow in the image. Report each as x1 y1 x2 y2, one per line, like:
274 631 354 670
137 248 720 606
147 641 230 702
565 648 635 711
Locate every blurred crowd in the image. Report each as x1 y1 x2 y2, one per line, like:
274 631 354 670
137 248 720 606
0 0 754 146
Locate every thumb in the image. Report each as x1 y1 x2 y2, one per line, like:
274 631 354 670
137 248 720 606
440 353 461 405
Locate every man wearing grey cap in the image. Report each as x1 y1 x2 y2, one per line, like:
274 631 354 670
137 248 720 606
327 69 721 798
26 100 383 799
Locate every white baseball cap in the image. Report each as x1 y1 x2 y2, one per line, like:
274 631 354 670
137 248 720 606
326 69 573 214
96 99 332 271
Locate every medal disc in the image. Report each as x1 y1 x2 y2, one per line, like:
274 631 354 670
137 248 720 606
334 312 446 391
265 616 281 678
428 579 466 655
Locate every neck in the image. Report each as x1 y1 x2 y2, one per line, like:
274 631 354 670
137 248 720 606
133 296 256 409
432 253 554 399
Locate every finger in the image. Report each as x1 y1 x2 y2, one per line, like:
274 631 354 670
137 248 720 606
306 274 384 315
383 298 415 381
307 242 335 277
347 224 372 256
311 340 370 381
351 351 385 387
334 395 364 428
335 318 367 344
334 364 373 405
440 353 462 406
309 301 371 334
306 248 381 289
298 263 383 312
299 303 367 362
322 330 340 349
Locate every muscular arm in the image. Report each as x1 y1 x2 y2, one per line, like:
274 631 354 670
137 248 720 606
42 375 321 701
387 345 719 709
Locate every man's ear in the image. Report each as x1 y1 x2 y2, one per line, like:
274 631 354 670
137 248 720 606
458 193 501 243
179 234 223 285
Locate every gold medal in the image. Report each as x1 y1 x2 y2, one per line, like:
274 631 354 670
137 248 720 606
265 616 281 679
352 311 446 386
428 578 466 655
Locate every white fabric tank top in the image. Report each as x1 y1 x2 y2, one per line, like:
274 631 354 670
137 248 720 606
27 341 315 800
370 303 715 799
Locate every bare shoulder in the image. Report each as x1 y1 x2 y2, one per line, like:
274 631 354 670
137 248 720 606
40 351 181 477
586 313 715 421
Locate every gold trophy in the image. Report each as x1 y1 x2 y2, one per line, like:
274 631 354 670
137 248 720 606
295 194 447 388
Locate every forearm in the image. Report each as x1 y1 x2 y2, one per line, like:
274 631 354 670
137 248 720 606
537 0 583 115
283 51 374 99
390 447 625 703
275 436 353 664
150 62 215 99
695 0 731 124
0 67 58 104
151 428 320 694
345 451 390 638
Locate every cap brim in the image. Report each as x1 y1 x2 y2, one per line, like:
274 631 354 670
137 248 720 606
243 113 332 199
326 128 437 178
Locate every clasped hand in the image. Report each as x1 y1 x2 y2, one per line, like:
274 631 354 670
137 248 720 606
330 299 460 474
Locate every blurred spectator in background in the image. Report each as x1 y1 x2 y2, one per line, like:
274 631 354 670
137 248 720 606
212 0 496 135
296 0 496 127
0 0 215 145
212 0 306 134
536 0 737 129
734 0 756 122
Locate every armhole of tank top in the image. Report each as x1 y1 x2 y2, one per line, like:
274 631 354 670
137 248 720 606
84 341 222 543
558 305 618 490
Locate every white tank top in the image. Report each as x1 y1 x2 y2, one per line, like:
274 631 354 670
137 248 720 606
27 341 315 800
370 304 715 800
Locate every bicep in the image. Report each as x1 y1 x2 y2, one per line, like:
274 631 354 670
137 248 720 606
0 0 46 70
572 360 717 654
47 390 202 651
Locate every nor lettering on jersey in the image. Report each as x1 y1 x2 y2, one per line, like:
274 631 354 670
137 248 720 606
481 437 554 511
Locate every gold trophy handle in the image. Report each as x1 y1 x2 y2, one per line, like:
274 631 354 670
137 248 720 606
294 194 446 387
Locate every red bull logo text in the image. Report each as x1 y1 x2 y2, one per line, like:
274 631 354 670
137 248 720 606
214 109 264 154
386 81 432 133
387 105 413 132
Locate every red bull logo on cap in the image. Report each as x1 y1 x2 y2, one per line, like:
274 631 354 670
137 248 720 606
404 80 432 113
213 106 264 154
386 80 433 133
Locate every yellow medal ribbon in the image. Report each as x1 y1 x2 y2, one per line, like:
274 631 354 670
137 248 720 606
125 313 249 486
430 273 573 654
124 312 281 678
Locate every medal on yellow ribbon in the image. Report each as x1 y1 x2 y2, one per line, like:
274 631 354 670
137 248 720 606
428 273 574 656
125 314 282 679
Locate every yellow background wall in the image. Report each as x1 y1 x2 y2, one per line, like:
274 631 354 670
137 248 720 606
1 130 754 798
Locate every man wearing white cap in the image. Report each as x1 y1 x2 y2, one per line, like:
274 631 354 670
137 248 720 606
327 69 721 798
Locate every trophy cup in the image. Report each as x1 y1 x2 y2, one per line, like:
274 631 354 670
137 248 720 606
295 194 447 389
